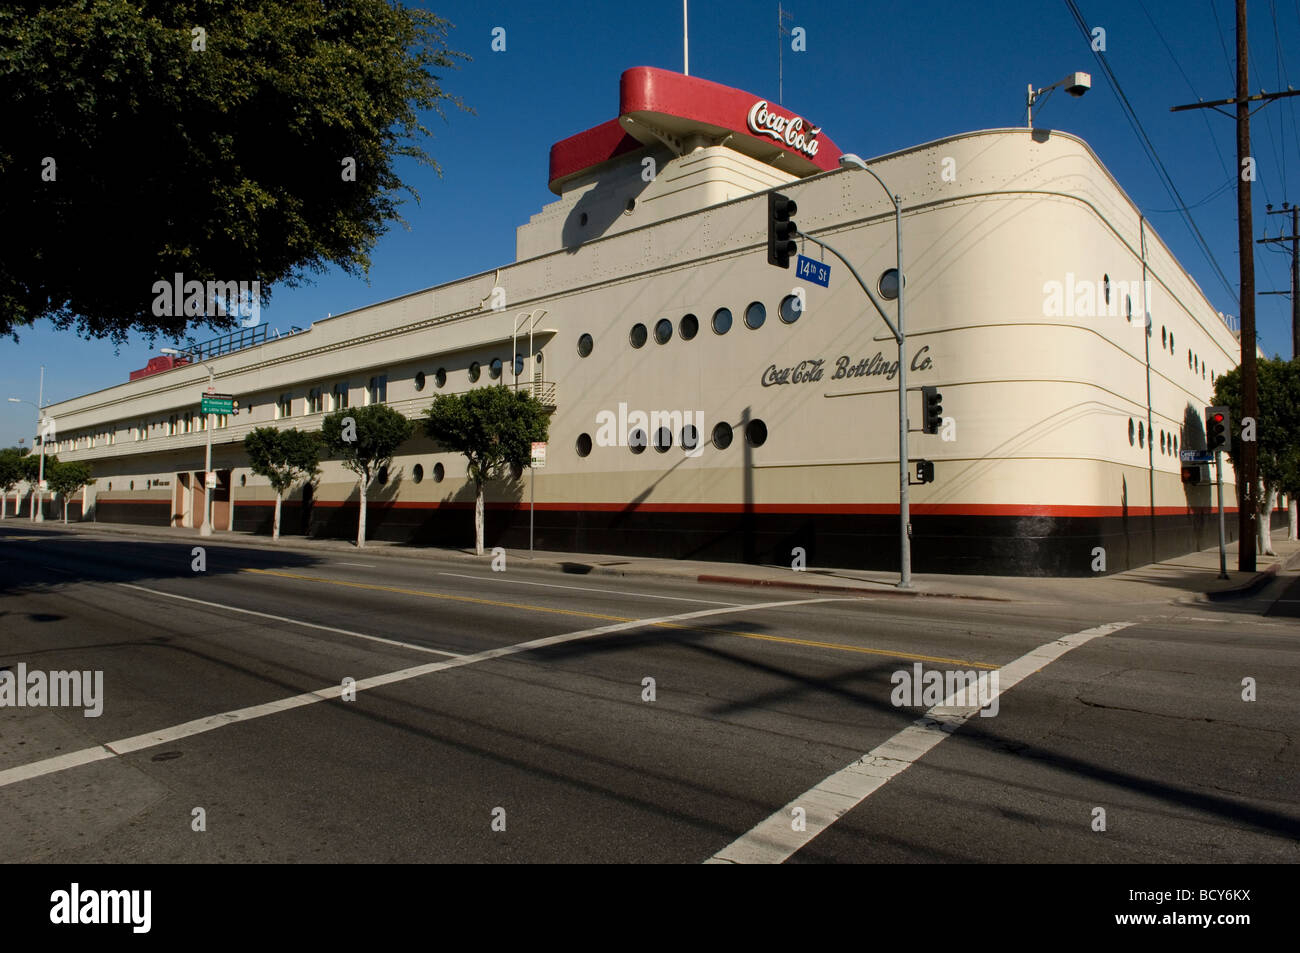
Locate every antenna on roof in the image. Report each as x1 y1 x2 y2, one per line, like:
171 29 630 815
682 1 689 76
778 4 793 104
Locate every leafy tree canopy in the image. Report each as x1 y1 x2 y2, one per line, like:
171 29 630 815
423 385 550 486
1212 358 1300 496
0 0 468 342
244 426 321 493
0 446 28 491
321 404 412 484
47 459 95 496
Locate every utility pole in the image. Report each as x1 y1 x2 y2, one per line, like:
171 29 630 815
1258 203 1299 358
1170 0 1300 571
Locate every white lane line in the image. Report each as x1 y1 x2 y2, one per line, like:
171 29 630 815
705 620 1136 864
117 582 463 660
336 562 376 568
434 571 746 606
0 596 840 788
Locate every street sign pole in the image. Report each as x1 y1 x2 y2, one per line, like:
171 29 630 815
1216 449 1228 580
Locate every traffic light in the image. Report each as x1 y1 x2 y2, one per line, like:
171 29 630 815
921 386 943 435
1206 406 1231 452
1181 465 1200 485
767 192 798 268
916 459 935 484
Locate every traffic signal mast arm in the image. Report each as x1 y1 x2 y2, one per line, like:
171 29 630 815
793 229 902 344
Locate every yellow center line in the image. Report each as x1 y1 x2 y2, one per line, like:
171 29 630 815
241 567 996 670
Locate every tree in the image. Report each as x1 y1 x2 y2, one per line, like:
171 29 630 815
321 405 412 548
0 446 27 518
423 386 550 556
46 460 95 522
0 1 468 342
1213 358 1300 555
243 427 321 541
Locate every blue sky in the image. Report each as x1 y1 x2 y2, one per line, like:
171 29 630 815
4 0 1299 447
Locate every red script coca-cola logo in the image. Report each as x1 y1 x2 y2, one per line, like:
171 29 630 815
746 100 821 159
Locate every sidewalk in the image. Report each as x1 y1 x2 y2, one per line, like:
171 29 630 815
9 514 1299 606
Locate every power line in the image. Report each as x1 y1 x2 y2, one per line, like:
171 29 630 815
1062 0 1239 306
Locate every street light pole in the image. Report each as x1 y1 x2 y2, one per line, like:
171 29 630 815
8 367 45 522
163 348 216 536
805 156 911 587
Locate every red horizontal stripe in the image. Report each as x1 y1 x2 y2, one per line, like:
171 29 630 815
203 499 1241 518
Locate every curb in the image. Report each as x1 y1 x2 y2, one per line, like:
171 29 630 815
694 574 1015 601
1201 548 1300 602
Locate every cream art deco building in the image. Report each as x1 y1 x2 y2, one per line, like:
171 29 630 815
29 67 1269 575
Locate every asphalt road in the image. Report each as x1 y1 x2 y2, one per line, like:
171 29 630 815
1 525 1296 863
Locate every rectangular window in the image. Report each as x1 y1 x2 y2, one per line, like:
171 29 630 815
277 394 292 419
308 387 324 414
367 374 387 405
333 382 350 410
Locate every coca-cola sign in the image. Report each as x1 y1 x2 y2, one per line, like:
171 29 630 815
747 100 822 159
761 347 934 387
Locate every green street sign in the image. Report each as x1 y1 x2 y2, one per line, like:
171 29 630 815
201 393 235 415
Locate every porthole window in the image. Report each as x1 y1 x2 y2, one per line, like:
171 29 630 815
1103 274 1110 305
712 308 732 335
415 371 426 391
712 422 733 450
240 474 247 487
577 333 594 358
490 357 503 379
626 197 636 212
378 466 389 485
1161 326 1167 348
1138 422 1145 448
1188 350 1192 369
654 318 673 345
1128 419 1135 446
514 354 524 377
744 301 766 330
107 481 113 490
629 323 648 348
435 368 447 388
1160 431 1166 453
746 419 768 447
469 361 481 382
576 433 593 457
413 464 424 483
679 314 699 340
579 212 588 226
681 424 699 452
779 294 802 324
1125 295 1132 323
130 480 134 490
629 428 647 454
653 427 672 452
1169 332 1174 353
1174 435 1178 453
433 462 445 482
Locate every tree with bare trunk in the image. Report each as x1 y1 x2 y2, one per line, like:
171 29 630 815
423 385 549 556
243 427 321 540
322 405 412 548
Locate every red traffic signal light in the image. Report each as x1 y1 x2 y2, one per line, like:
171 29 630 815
1206 405 1230 452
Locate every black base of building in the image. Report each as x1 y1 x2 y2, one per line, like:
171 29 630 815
211 500 1286 576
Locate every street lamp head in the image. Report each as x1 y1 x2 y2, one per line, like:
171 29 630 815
1064 71 1091 97
7 397 21 403
160 347 181 356
838 153 869 170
